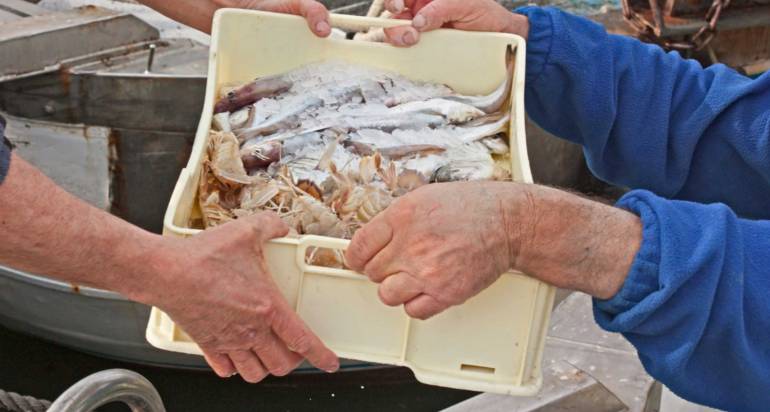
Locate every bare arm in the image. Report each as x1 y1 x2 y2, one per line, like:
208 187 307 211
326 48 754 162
137 0 218 33
345 182 640 319
0 153 165 296
511 185 640 299
135 0 331 36
0 153 338 380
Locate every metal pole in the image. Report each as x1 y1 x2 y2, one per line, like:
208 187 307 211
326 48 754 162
47 369 166 412
145 43 157 74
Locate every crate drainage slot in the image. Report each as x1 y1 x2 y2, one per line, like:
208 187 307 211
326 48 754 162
460 364 496 374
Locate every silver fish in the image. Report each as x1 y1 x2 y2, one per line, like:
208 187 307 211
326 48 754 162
380 145 446 160
229 106 254 130
237 96 324 141
247 98 282 128
344 140 446 160
277 140 358 188
432 142 495 182
281 132 323 154
278 155 330 188
399 154 449 180
262 60 453 112
389 99 485 124
308 102 447 131
328 98 482 125
443 48 514 114
360 79 388 104
350 113 510 149
214 76 292 114
481 135 510 155
343 113 446 131
212 112 231 132
382 77 453 107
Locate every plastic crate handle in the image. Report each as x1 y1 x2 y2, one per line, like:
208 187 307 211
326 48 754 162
329 13 411 33
295 235 367 280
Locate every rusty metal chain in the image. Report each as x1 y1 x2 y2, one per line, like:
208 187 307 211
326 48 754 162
621 0 731 51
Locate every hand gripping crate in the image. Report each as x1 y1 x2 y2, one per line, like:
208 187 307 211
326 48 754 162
146 9 555 395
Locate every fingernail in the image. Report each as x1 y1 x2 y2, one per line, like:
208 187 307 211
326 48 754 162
315 21 330 34
413 14 426 29
324 365 340 373
228 372 238 378
393 0 404 12
402 30 416 45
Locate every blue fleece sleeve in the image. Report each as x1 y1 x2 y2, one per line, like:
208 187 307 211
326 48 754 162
593 190 770 411
0 116 10 186
517 7 770 219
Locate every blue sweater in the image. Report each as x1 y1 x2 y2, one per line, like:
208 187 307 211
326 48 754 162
516 6 770 411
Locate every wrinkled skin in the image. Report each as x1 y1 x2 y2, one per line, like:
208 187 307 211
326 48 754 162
220 0 331 35
161 212 339 382
346 181 643 319
137 0 331 36
345 182 524 320
381 0 530 47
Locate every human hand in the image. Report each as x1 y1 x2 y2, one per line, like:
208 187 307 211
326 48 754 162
151 212 339 382
216 0 332 36
347 181 642 319
381 0 530 47
345 182 527 319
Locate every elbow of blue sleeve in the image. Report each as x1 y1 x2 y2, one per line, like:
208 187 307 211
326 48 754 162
593 189 770 411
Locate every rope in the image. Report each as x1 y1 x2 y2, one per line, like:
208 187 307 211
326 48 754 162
0 389 50 412
353 0 388 41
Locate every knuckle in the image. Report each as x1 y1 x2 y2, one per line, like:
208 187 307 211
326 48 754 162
270 363 293 377
388 201 412 222
234 222 257 242
308 2 326 16
287 332 313 355
378 287 398 306
365 265 386 283
405 306 429 320
243 372 266 384
196 334 218 349
250 339 270 353
417 265 439 281
254 302 276 321
347 239 368 269
228 350 250 362
258 210 281 226
446 278 469 303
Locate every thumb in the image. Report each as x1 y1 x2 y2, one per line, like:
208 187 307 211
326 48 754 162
292 0 331 37
384 25 421 47
242 211 290 242
261 0 331 37
345 215 393 271
411 0 463 32
404 294 447 320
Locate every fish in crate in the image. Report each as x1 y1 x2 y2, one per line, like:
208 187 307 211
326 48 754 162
199 58 515 268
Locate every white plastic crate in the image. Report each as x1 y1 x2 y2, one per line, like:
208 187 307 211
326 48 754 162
146 9 555 395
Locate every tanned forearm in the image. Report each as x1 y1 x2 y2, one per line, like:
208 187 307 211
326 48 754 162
136 0 220 32
0 154 169 303
136 0 331 36
0 154 341 379
507 185 642 299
